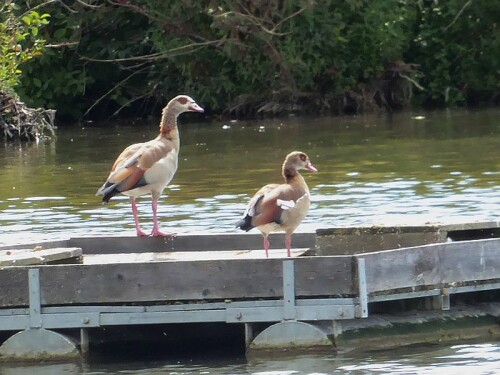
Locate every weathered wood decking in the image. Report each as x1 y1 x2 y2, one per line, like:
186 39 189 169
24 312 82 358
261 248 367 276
1 223 500 359
0 247 82 267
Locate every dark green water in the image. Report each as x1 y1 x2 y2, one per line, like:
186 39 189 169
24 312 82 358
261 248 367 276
1 109 500 373
1 341 500 374
1 109 499 245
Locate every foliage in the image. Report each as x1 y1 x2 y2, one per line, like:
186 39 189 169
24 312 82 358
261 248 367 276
407 0 500 107
12 0 500 121
0 1 55 142
0 1 49 94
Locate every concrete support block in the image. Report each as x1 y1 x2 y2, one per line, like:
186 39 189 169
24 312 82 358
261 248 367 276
0 328 79 361
248 321 333 352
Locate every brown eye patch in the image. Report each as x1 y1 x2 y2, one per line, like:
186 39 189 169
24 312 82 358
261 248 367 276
299 153 307 161
177 97 188 105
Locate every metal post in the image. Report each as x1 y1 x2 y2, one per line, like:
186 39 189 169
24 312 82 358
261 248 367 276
356 258 368 318
28 268 42 328
80 328 90 358
432 289 450 310
441 289 451 310
282 260 296 320
244 323 253 348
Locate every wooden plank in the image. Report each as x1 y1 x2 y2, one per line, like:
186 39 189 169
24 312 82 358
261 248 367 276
68 232 316 254
0 268 28 307
38 260 284 304
0 256 353 307
0 240 70 251
358 238 500 294
295 256 354 296
0 248 82 266
82 248 308 264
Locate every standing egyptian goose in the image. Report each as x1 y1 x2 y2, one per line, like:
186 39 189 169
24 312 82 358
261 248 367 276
236 151 317 257
96 95 204 237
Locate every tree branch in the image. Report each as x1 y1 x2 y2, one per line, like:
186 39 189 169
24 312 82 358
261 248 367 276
271 6 307 33
444 0 473 31
80 40 220 63
84 65 150 116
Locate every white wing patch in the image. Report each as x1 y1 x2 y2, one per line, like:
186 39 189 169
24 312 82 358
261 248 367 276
277 199 296 210
277 193 309 211
280 193 311 229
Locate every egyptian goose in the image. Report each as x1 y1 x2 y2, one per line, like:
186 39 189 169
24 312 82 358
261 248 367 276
236 151 317 257
96 95 204 237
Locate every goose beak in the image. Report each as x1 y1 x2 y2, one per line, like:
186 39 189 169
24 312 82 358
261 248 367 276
189 103 204 113
306 162 318 172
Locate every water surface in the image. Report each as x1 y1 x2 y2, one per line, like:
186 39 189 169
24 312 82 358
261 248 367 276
1 109 500 372
2 341 500 374
1 109 499 246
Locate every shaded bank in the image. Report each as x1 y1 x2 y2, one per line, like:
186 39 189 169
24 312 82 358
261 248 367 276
11 1 499 121
0 90 55 141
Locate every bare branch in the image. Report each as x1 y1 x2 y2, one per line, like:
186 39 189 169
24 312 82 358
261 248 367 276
215 11 290 36
18 0 65 17
83 66 150 116
80 40 220 63
400 73 425 91
73 0 102 9
271 6 307 33
108 0 164 24
111 91 154 117
444 0 473 31
45 41 80 48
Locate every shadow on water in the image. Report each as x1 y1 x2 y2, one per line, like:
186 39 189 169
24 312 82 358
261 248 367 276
2 339 500 374
86 323 246 361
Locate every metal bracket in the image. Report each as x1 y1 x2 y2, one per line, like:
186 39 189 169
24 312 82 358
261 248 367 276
28 268 42 328
433 288 450 310
441 289 451 310
282 260 296 320
356 258 368 318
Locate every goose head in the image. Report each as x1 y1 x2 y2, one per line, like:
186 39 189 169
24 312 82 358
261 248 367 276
169 95 204 114
284 151 318 175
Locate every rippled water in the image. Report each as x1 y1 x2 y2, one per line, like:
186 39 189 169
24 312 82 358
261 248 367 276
2 342 500 374
1 109 500 372
1 109 499 246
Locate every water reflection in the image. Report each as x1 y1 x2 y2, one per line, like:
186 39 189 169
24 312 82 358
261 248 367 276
1 342 498 374
0 109 499 245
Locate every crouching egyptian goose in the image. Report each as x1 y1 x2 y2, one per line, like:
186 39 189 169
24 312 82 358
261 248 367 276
236 151 317 257
96 95 204 237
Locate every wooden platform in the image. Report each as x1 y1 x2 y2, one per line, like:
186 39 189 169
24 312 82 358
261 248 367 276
0 224 499 360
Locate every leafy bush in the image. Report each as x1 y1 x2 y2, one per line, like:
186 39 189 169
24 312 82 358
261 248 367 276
13 0 500 120
0 1 49 94
406 0 500 107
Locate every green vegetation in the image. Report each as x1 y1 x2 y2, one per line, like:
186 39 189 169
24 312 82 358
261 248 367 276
0 1 55 141
0 1 49 93
4 0 500 121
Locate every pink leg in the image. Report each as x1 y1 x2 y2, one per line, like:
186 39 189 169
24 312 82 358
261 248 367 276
151 198 176 237
131 198 148 237
263 235 270 258
285 233 292 257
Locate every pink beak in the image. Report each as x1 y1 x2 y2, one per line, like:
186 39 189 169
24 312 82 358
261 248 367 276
306 162 318 172
189 103 204 113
